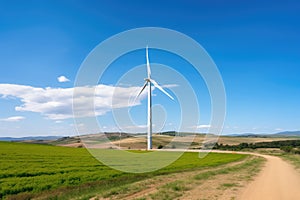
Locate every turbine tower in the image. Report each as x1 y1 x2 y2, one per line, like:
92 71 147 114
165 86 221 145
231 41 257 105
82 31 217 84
135 46 174 150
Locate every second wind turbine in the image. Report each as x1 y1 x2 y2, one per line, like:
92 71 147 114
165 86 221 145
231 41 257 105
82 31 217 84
135 46 174 150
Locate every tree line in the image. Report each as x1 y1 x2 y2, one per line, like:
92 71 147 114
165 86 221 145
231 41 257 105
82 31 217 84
212 140 300 153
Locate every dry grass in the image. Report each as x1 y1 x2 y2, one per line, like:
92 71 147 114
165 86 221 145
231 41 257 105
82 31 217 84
51 133 300 150
108 135 299 150
91 155 265 200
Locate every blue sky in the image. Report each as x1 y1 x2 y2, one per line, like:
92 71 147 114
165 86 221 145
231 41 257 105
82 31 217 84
0 0 299 137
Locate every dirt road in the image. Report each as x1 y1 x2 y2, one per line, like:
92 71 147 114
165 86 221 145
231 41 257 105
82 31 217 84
161 150 300 199
238 154 300 200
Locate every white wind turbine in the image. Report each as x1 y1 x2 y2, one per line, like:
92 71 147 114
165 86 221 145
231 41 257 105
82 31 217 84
135 46 174 150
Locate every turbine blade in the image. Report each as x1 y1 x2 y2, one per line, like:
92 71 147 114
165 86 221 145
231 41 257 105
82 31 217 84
146 46 151 78
133 81 148 103
150 79 174 100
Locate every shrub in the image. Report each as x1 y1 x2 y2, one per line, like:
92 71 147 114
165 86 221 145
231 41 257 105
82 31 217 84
280 146 293 153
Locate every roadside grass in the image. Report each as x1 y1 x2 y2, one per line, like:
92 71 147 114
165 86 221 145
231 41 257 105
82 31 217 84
194 155 264 181
218 183 240 189
133 156 265 200
280 153 300 170
126 156 265 200
163 180 189 192
148 180 189 200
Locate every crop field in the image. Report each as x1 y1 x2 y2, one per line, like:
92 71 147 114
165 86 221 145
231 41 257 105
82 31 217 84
0 141 247 199
59 133 300 149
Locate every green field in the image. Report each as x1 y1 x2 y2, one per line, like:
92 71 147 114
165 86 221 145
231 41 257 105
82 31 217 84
0 141 246 199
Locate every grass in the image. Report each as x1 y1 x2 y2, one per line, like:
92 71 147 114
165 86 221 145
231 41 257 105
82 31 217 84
0 141 246 199
139 156 265 200
194 155 264 181
162 180 189 192
149 180 189 200
280 153 300 169
220 183 240 188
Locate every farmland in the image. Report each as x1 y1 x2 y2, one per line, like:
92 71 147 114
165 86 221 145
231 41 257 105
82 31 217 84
54 133 300 149
0 141 247 199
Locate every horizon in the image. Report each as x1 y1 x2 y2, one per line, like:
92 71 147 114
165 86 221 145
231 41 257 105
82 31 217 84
2 129 300 139
1 1 300 137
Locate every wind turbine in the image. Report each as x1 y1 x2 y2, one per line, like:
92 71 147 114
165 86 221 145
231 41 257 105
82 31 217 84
135 46 174 150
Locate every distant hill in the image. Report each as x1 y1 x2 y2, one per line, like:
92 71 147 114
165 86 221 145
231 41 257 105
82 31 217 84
273 131 300 137
227 133 262 137
2 130 300 143
0 136 62 141
227 131 300 138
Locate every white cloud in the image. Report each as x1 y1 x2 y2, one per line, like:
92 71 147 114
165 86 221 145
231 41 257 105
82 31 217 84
0 116 25 122
162 84 178 88
57 76 70 83
0 83 145 120
196 124 211 129
125 124 148 129
120 124 151 133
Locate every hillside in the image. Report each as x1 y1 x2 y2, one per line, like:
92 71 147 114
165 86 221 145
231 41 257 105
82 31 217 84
52 133 300 150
